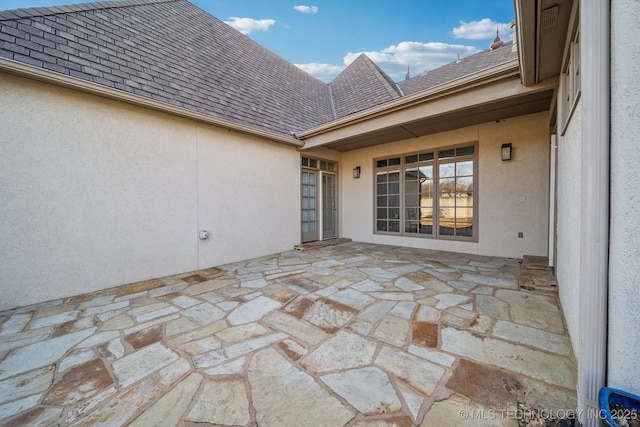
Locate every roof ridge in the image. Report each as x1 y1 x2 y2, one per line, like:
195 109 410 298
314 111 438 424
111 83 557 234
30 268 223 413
397 40 517 96
404 40 515 83
358 54 402 99
0 0 179 21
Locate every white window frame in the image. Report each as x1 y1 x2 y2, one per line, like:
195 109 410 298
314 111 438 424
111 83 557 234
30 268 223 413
560 12 581 134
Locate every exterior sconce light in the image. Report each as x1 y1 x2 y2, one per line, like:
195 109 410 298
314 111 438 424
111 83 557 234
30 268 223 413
501 143 512 161
353 166 361 178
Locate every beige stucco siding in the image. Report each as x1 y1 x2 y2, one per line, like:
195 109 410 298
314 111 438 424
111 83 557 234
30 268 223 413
477 112 550 258
0 72 299 311
340 112 550 258
195 124 300 266
556 101 582 357
608 0 640 394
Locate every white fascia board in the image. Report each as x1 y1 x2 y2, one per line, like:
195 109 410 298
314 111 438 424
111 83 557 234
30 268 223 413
297 59 519 141
513 0 537 86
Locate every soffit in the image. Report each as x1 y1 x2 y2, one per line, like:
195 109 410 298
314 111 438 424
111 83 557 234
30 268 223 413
300 74 557 152
515 0 573 86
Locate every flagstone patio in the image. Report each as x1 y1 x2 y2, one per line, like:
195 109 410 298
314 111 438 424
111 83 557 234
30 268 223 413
0 242 577 426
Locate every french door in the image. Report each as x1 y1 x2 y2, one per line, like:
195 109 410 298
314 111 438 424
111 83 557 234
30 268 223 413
322 173 336 239
301 157 337 243
301 170 319 242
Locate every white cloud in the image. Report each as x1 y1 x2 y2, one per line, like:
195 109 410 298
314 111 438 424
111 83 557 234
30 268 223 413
293 5 319 14
298 41 480 82
295 63 345 81
224 17 276 35
343 41 479 81
452 18 513 41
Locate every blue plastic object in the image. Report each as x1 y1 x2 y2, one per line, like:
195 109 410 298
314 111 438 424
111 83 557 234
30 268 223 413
599 387 640 427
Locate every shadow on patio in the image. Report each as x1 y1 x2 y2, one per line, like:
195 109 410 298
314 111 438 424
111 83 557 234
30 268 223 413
0 242 577 426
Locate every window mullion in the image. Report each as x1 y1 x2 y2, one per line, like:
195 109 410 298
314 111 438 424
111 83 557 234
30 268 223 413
400 162 405 236
375 145 475 240
434 160 440 238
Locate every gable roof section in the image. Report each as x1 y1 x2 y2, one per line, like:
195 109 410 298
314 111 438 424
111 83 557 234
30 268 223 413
398 42 518 96
0 0 334 141
298 40 558 152
328 53 402 119
0 1 532 149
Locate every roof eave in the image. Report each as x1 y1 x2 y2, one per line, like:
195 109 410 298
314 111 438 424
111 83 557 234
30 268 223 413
0 57 303 148
514 0 537 86
513 0 574 87
298 59 520 140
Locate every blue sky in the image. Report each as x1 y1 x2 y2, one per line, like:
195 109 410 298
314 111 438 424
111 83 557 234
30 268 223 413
2 0 515 81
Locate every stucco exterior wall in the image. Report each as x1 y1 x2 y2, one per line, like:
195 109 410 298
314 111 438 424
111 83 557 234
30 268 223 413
340 112 550 258
477 114 550 258
195 125 300 267
608 0 640 394
556 101 582 357
0 72 299 311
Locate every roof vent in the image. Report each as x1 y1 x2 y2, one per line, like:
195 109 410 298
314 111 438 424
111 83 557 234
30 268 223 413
541 5 559 36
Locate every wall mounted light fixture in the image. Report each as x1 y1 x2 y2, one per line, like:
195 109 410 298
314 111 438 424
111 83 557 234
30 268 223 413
501 143 512 161
353 166 361 178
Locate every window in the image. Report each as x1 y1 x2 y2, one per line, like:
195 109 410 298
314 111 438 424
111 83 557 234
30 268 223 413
561 27 580 132
375 161 401 233
564 32 580 115
375 144 476 240
301 156 337 242
302 156 335 172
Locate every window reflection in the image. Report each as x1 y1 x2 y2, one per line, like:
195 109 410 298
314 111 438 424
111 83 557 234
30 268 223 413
375 145 475 239
375 170 401 232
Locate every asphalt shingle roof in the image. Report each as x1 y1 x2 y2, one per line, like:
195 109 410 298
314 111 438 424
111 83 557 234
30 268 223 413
0 0 334 139
398 42 518 96
328 53 402 119
0 0 519 139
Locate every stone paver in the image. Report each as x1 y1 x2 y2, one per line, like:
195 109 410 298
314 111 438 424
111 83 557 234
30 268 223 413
112 342 180 388
128 373 202 427
374 314 410 347
0 242 577 426
301 330 376 373
0 365 53 405
43 359 112 406
263 310 330 345
185 377 249 425
420 394 517 427
249 347 354 426
226 296 281 325
376 346 445 396
440 327 576 389
321 366 402 414
0 328 95 380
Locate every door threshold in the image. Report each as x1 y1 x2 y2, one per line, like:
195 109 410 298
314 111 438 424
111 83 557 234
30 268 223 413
294 238 352 251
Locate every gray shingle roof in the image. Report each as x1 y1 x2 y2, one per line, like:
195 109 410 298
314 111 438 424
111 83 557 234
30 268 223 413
0 0 334 139
329 53 402 119
398 42 518 96
0 0 520 139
